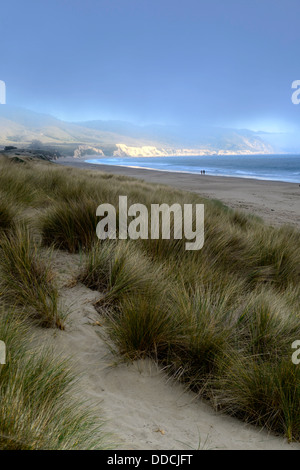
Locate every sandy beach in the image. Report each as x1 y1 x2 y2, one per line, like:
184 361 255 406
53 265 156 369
57 157 300 228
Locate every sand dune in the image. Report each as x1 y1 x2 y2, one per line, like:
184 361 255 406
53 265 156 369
35 250 300 450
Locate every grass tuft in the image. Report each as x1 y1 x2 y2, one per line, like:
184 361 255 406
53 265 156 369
0 225 65 328
79 240 166 307
40 198 99 253
0 309 108 449
0 197 17 235
216 355 300 441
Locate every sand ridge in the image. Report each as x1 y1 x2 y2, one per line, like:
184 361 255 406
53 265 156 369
34 249 300 450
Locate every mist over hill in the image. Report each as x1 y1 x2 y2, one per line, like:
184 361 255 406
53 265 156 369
0 105 277 156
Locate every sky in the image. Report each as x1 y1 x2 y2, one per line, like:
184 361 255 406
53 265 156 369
1 0 300 134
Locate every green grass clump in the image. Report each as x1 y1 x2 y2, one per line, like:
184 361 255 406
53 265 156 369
0 226 65 328
104 284 237 390
0 198 16 235
104 295 178 360
79 240 166 307
40 197 99 253
0 310 107 449
216 356 300 441
0 159 40 206
237 289 300 361
167 287 237 390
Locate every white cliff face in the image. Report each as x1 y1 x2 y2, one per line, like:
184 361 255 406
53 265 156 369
74 145 105 158
113 142 274 157
113 144 168 157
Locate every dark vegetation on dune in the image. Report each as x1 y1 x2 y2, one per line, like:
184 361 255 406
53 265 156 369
0 156 108 449
0 154 299 444
0 310 106 449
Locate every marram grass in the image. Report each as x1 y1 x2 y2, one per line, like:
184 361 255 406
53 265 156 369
1 155 300 442
0 225 65 329
0 309 109 450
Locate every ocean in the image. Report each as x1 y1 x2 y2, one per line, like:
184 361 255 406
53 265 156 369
85 154 300 184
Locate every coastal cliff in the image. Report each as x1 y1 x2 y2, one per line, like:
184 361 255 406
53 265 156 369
113 141 274 157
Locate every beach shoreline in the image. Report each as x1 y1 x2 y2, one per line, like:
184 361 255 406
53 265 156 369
56 157 300 228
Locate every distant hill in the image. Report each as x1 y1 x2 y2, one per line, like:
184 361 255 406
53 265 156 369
0 105 275 156
0 106 150 149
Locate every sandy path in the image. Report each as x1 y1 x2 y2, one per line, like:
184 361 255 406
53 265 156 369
56 157 300 229
36 250 300 450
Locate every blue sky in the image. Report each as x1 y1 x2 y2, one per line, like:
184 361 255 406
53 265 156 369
1 0 300 133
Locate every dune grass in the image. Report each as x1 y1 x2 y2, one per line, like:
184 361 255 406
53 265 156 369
104 295 178 360
40 198 100 253
216 355 300 441
79 240 167 307
236 289 300 360
0 225 65 328
0 309 107 449
0 155 300 442
0 198 16 235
